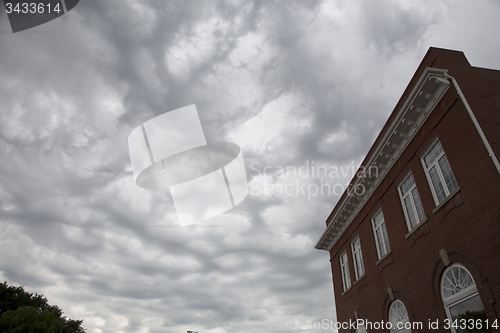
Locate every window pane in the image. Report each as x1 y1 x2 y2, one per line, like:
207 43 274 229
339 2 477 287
374 211 384 228
449 295 492 333
355 251 364 277
404 195 418 229
389 300 411 333
353 238 360 251
354 253 360 276
373 211 389 259
342 267 348 289
376 228 386 257
424 140 443 167
442 266 476 300
341 252 351 290
382 223 390 253
411 188 425 222
429 165 447 202
438 155 458 194
401 174 415 196
352 237 365 279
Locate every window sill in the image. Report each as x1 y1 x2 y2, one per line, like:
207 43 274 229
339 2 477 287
375 251 392 266
405 217 428 239
341 286 352 297
432 186 461 214
353 274 366 286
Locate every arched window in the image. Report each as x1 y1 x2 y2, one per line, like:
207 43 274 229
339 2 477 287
388 300 411 333
441 264 492 333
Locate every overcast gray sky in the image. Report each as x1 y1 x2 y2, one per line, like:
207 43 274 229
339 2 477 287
1 1 499 332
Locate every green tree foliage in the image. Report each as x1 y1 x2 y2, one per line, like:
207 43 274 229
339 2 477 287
456 310 492 333
0 282 85 333
0 307 63 333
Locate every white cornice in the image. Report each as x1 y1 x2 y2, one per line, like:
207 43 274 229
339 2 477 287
315 67 450 252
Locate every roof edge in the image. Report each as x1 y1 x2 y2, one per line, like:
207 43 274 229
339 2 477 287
315 67 450 251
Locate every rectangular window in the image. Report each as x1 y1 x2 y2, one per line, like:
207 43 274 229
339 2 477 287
340 251 351 291
371 210 391 259
398 172 426 231
351 236 365 280
422 139 458 204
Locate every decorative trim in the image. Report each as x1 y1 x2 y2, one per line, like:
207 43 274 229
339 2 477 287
439 248 450 266
387 286 395 301
315 68 450 251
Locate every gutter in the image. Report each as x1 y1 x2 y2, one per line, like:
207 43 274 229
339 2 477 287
444 74 500 174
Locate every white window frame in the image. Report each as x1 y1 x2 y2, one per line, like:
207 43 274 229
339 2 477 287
339 250 351 291
440 263 490 333
371 209 390 259
397 171 426 231
351 236 365 280
388 299 411 333
420 138 458 205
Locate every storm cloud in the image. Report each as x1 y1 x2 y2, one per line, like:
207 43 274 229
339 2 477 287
1 0 499 332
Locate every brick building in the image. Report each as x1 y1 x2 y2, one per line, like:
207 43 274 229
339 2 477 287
315 47 500 333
